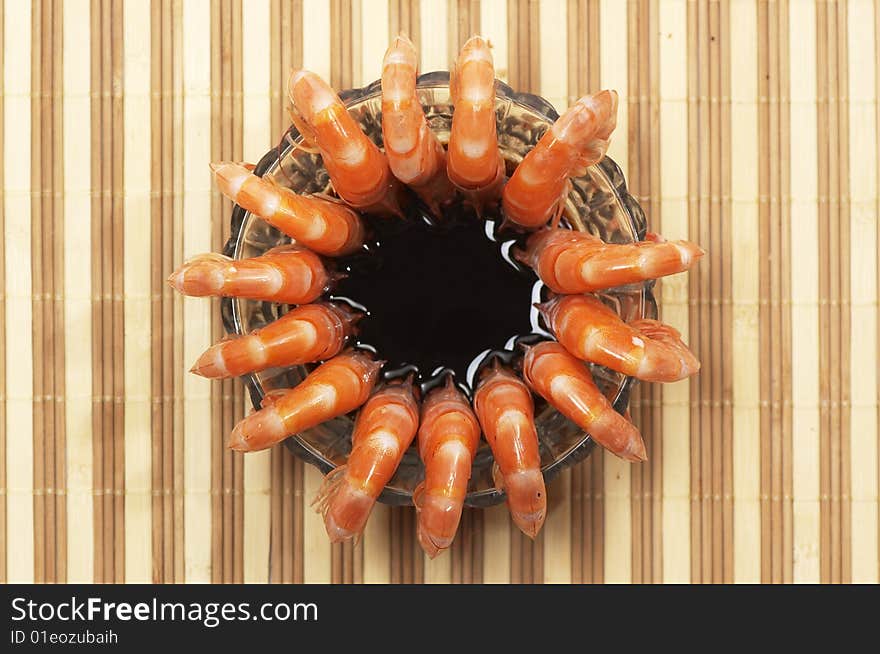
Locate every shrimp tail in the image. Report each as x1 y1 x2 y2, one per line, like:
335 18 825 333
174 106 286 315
312 465 347 515
312 465 371 544
412 481 447 559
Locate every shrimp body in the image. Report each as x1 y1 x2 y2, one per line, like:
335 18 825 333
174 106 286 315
314 383 420 542
502 90 619 228
447 36 505 212
381 35 454 213
522 341 646 463
190 302 359 379
211 162 364 257
288 70 403 217
414 379 480 557
522 228 705 294
167 246 330 305
228 351 382 452
473 366 546 537
541 294 700 383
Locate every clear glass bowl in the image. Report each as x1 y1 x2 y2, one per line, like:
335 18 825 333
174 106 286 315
221 72 656 508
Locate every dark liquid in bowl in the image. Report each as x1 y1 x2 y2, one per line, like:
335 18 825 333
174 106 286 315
333 201 543 392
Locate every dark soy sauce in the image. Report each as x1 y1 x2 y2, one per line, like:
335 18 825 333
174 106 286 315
333 202 543 393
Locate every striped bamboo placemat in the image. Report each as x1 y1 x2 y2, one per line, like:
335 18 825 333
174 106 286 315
1 0 878 584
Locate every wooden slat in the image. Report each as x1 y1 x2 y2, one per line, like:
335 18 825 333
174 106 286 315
32 0 68 585
507 0 539 93
730 0 760 584
757 0 793 584
150 0 185 583
658 0 691 585
876 0 880 586
122 0 153 584
627 0 663 584
4 0 37 584
790 0 821 584
816 0 852 584
847 0 879 584
599 0 631 585
241 0 273 585
268 0 306 585
90 0 126 583
686 0 733 583
210 0 246 585
181 0 213 584
65 0 94 583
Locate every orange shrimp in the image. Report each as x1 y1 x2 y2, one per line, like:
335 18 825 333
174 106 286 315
521 228 705 294
414 378 481 557
190 302 359 379
167 245 331 305
313 381 420 542
446 36 505 214
211 162 364 257
502 90 619 228
473 364 546 538
288 69 404 217
522 341 646 463
228 350 382 453
540 294 699 383
381 35 454 214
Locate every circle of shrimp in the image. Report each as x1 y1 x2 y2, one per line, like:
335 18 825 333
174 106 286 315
190 302 360 379
522 341 646 463
314 382 420 543
540 294 700 383
521 228 705 294
502 90 619 229
288 69 404 217
380 35 454 214
414 379 481 557
446 36 506 213
228 350 382 453
166 34 709 548
473 365 546 538
167 245 331 305
211 161 365 257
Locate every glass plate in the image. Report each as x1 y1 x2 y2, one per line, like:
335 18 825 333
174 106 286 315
221 72 656 508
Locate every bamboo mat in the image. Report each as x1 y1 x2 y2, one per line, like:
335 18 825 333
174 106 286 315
1 0 878 584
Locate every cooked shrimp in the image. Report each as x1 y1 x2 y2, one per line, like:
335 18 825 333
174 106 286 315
211 162 364 257
473 364 546 538
540 294 699 382
167 245 331 305
381 35 454 214
190 302 359 379
520 228 705 294
313 381 420 542
227 350 382 453
446 36 505 214
288 69 404 217
502 90 618 228
414 377 481 557
522 341 646 462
